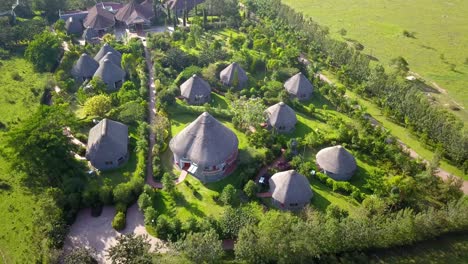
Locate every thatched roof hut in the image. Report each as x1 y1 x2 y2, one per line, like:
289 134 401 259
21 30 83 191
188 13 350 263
115 0 154 26
169 112 239 183
219 62 248 89
94 43 122 62
316 145 357 181
99 52 121 67
284 72 313 101
264 102 297 133
71 53 99 80
82 28 99 44
83 5 115 30
269 170 313 210
86 119 129 170
93 59 126 91
65 17 83 35
180 74 211 105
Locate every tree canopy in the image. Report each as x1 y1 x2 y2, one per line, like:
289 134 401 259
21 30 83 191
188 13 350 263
25 31 61 72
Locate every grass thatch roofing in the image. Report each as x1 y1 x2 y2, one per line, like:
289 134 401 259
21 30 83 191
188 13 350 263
219 62 248 89
265 102 297 131
71 53 99 79
86 118 128 162
83 5 115 30
269 170 313 204
316 145 357 181
93 59 125 85
115 0 155 25
169 112 239 166
180 74 211 101
94 43 122 62
284 72 313 97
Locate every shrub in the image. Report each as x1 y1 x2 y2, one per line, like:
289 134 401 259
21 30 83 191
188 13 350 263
144 207 158 226
219 184 238 206
155 215 172 240
243 180 257 199
112 212 126 231
99 185 113 205
113 183 133 206
138 192 152 211
115 203 127 213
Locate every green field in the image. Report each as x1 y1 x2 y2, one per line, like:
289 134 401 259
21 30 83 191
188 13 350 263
0 58 47 263
283 0 468 121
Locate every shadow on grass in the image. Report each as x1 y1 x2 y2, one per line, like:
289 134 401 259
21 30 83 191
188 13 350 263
310 183 332 211
174 192 206 218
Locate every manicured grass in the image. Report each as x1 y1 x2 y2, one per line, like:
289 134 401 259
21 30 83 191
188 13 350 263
310 180 359 214
283 0 468 121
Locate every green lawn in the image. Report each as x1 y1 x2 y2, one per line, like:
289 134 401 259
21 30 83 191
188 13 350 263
0 57 48 263
283 0 468 121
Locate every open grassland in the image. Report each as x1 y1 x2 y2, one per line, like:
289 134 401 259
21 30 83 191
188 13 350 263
0 57 49 125
283 0 468 121
0 58 47 263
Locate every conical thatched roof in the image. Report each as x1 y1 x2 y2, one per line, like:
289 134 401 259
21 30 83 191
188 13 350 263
284 72 313 100
265 102 297 133
169 112 239 166
65 17 83 35
100 52 121 67
316 145 357 181
82 27 99 43
219 62 248 89
71 53 99 79
269 170 313 206
83 5 115 30
94 59 125 87
180 74 211 104
86 119 128 169
166 0 205 10
115 0 154 25
94 43 122 62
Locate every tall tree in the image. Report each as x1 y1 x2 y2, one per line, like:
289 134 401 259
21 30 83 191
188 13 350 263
25 31 61 72
106 234 152 264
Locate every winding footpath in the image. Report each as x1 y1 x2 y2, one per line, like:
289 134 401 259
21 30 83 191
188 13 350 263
317 72 467 194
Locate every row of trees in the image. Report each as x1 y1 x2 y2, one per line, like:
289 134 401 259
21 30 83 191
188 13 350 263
245 0 467 171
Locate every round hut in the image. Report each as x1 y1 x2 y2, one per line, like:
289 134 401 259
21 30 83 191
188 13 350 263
219 62 248 89
93 59 126 91
115 0 155 28
284 72 313 101
169 112 239 183
86 119 129 171
180 74 211 105
269 170 313 210
316 145 357 181
100 52 122 67
264 102 297 133
71 53 99 81
94 43 122 62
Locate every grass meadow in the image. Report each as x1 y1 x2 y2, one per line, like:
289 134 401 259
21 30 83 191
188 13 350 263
0 57 48 262
283 0 468 121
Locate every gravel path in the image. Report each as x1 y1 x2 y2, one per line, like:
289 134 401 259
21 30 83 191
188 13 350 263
63 204 166 263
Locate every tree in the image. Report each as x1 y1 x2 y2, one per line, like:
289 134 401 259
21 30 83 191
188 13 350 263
106 234 152 264
219 184 238 206
138 192 152 211
25 31 61 72
112 212 126 231
84 94 112 117
219 206 257 239
162 173 175 193
144 207 158 226
121 53 138 79
390 56 409 75
231 96 266 131
63 247 98 264
175 229 224 264
243 180 257 199
6 105 83 187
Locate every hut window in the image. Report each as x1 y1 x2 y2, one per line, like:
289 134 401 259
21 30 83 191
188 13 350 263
289 203 299 207
213 165 217 170
105 161 113 165
118 157 125 165
205 166 210 170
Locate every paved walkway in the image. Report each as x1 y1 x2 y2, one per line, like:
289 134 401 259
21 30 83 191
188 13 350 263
63 204 167 264
315 69 467 194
